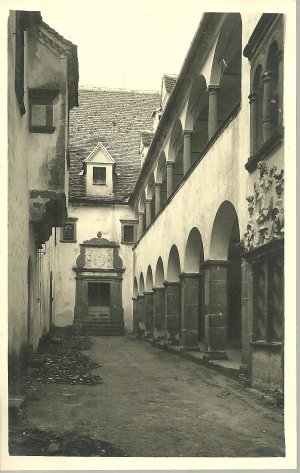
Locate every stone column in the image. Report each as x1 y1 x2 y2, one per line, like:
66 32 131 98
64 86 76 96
137 211 145 240
248 91 257 156
207 85 220 140
262 71 276 142
180 273 200 350
166 162 174 199
144 291 154 336
137 294 145 334
202 260 229 360
277 48 284 127
145 199 152 228
132 297 139 334
182 130 193 175
164 281 181 341
153 286 165 338
154 183 161 215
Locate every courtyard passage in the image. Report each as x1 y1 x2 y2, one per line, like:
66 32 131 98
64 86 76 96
19 336 284 457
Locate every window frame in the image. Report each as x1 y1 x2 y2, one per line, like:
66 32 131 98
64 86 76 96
60 218 77 243
92 166 107 186
120 219 138 245
28 89 59 133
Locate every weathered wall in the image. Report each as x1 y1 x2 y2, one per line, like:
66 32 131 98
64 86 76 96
55 203 135 330
7 14 30 370
27 35 68 192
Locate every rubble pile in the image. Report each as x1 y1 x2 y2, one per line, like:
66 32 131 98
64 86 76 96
9 427 126 456
25 332 102 386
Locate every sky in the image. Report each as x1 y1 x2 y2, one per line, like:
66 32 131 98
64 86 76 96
41 0 203 91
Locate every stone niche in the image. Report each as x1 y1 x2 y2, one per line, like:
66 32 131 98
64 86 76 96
74 232 124 324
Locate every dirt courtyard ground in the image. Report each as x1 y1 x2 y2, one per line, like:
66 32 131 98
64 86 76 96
12 335 285 457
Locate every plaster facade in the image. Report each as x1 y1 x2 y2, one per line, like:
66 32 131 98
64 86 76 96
7 10 78 385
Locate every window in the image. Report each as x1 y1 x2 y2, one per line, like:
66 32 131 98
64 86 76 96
60 219 77 243
243 14 284 172
120 220 137 244
252 253 283 343
123 225 134 243
29 89 58 133
93 167 106 185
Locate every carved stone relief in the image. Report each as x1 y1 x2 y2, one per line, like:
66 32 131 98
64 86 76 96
75 231 123 270
243 160 284 251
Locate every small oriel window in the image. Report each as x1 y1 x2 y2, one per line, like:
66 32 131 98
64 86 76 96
61 219 77 243
93 167 106 185
29 89 58 133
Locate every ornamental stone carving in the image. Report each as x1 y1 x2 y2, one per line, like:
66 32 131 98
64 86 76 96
75 231 123 270
243 161 284 251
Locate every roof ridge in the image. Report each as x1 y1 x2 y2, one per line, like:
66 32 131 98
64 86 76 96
79 86 160 94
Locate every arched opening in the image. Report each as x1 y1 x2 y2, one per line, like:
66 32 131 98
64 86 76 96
169 120 184 190
138 191 146 233
266 41 280 135
167 245 181 282
186 75 209 163
146 265 153 291
210 13 242 129
157 152 167 207
139 272 145 294
183 228 205 343
148 174 155 222
166 245 181 341
133 278 138 298
155 257 165 287
210 201 241 351
253 64 264 152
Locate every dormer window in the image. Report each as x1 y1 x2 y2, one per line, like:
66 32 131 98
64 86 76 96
83 142 115 197
93 167 106 185
29 89 59 133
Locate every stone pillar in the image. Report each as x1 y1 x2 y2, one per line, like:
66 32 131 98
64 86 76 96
137 294 145 334
262 71 276 142
166 162 174 199
132 297 139 334
182 130 193 175
202 260 229 360
207 85 220 140
240 258 252 370
138 211 145 240
164 281 181 341
180 273 200 350
154 183 161 215
145 199 152 228
153 286 165 338
248 91 257 156
277 48 283 127
144 291 154 336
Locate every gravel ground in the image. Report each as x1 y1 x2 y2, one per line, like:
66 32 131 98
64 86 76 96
9 335 285 457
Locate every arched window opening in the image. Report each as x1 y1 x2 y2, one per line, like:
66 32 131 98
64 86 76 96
253 65 264 152
217 18 242 126
266 41 280 136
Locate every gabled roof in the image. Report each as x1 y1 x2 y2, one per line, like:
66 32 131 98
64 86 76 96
69 88 160 203
30 14 79 109
83 142 116 165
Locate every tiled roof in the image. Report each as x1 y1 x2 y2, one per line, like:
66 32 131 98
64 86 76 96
163 74 177 94
69 88 160 202
140 130 154 147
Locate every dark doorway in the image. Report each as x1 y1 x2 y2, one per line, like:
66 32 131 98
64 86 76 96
228 218 241 348
87 282 110 319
